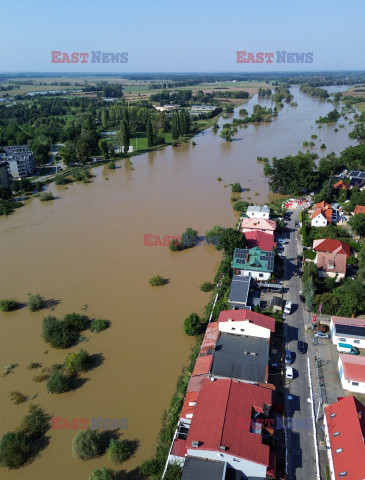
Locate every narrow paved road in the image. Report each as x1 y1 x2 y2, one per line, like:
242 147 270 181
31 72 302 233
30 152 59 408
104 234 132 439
283 205 317 480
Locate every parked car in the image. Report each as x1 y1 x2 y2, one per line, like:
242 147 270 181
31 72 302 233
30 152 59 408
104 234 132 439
285 350 292 364
314 332 329 339
284 301 292 315
286 366 294 379
297 341 306 354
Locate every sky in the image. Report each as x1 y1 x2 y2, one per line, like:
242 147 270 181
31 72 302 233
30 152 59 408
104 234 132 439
0 0 364 73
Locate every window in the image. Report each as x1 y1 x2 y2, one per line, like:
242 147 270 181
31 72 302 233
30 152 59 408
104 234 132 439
339 473 347 477
333 432 340 437
330 413 336 418
335 448 343 453
339 338 346 342
352 382 359 386
354 340 360 344
240 329 245 332
232 327 236 331
259 273 264 278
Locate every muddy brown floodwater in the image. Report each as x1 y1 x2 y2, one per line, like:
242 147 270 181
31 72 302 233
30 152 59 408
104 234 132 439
0 85 354 480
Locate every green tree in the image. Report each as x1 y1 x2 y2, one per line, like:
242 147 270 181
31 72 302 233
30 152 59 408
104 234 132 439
0 186 12 200
0 432 33 469
165 462 183 480
59 141 76 166
47 370 72 394
349 213 365 236
72 428 104 460
20 405 50 439
107 438 134 463
89 467 117 480
183 313 203 336
98 139 109 158
171 111 180 140
0 299 19 312
216 228 246 256
90 319 110 333
220 128 233 142
28 293 45 312
64 349 91 375
121 118 130 154
146 116 154 148
101 109 109 129
349 123 365 144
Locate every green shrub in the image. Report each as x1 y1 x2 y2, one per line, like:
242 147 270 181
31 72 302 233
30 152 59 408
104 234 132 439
165 462 183 480
39 191 54 201
0 299 19 312
107 438 134 463
200 282 215 292
9 392 27 404
232 200 249 212
107 161 116 170
0 432 33 469
46 370 72 394
42 316 79 348
64 349 91 375
149 275 166 286
139 458 160 477
89 466 117 480
63 313 87 332
19 405 49 439
183 313 203 336
33 373 49 382
90 319 110 333
28 293 45 312
231 182 242 193
72 428 104 460
27 362 42 370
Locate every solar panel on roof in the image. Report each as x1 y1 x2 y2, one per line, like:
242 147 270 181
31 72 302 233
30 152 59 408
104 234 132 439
336 324 365 338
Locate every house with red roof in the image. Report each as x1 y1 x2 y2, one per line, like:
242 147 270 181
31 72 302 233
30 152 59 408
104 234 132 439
311 201 334 227
245 231 276 252
324 395 365 480
333 179 350 190
240 217 276 236
218 309 275 340
338 354 365 394
330 316 365 349
313 239 351 278
354 205 365 216
170 378 276 479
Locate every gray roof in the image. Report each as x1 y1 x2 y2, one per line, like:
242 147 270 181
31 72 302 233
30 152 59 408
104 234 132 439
349 170 365 179
182 456 225 480
247 205 270 214
271 296 283 306
228 275 251 306
211 332 269 383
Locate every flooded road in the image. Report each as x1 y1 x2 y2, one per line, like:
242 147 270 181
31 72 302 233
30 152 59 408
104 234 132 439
0 85 355 479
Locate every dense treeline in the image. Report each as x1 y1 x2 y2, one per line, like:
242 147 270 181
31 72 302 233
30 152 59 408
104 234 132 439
300 84 329 98
263 144 365 195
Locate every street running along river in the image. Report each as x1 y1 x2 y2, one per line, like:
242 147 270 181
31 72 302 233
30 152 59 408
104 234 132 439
0 85 354 480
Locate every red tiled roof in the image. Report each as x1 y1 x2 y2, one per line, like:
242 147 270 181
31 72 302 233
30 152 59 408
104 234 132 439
218 309 276 333
313 239 351 257
192 355 213 377
245 231 276 252
311 207 333 222
316 251 347 275
354 205 365 216
185 378 274 468
200 322 220 350
180 391 200 420
324 396 365 479
186 374 208 393
171 438 188 457
240 217 276 232
340 354 365 383
315 201 331 209
332 316 365 328
333 180 349 190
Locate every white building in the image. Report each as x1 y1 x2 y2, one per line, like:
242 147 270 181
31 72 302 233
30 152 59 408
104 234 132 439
338 354 365 394
217 309 275 340
246 205 270 219
330 316 365 349
0 146 36 179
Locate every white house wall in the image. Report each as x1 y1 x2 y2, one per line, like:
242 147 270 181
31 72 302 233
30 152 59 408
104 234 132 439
330 320 365 349
219 320 270 339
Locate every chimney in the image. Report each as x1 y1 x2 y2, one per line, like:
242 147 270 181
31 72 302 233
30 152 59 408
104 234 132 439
191 441 199 448
219 445 227 451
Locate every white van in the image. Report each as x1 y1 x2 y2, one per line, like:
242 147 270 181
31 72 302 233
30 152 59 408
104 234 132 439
286 366 294 379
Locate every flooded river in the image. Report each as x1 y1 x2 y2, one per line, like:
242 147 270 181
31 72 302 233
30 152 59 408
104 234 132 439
0 85 355 479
